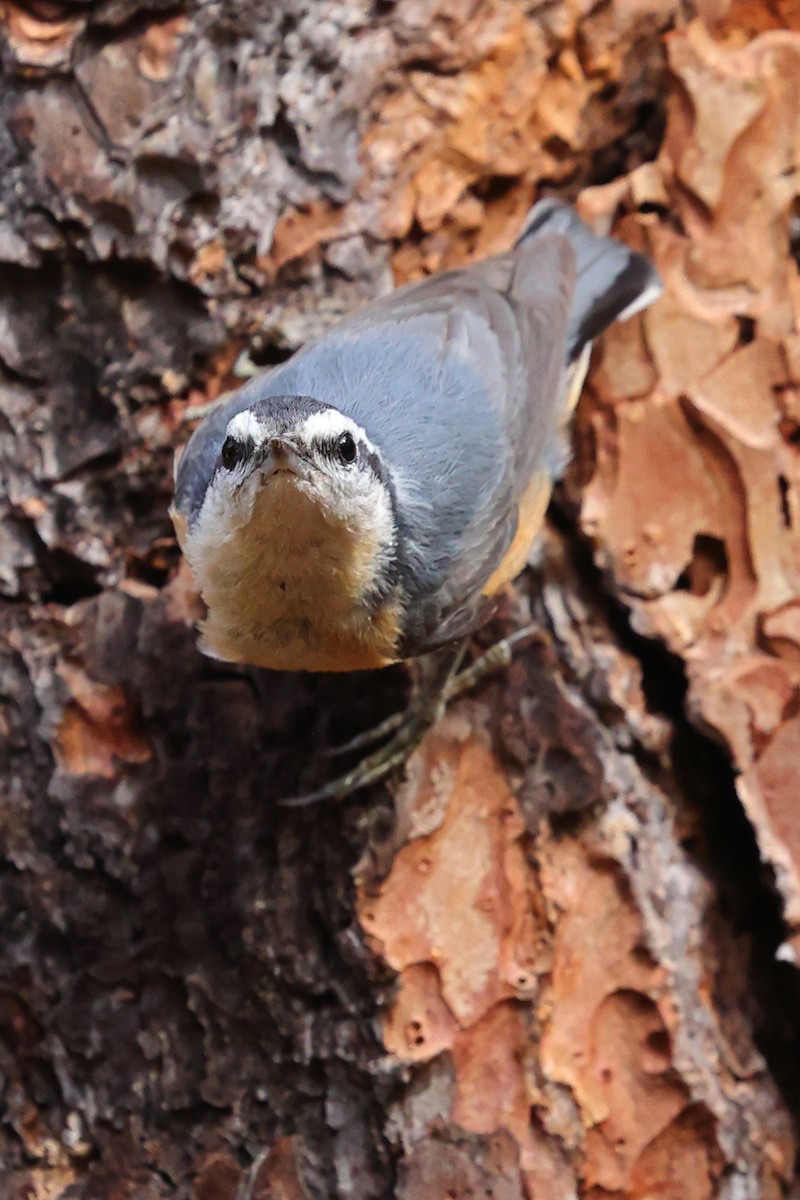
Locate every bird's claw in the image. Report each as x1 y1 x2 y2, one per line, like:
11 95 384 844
322 710 405 758
279 712 432 807
280 624 545 808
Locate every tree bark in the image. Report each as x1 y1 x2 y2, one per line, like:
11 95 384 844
1 1 798 1198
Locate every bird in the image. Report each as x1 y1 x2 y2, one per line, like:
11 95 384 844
171 197 661 804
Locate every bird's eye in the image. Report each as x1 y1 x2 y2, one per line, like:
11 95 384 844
220 436 249 471
337 431 357 465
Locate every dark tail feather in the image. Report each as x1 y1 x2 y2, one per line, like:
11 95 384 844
519 197 662 361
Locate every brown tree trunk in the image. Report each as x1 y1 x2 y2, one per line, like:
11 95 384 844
1 1 798 1198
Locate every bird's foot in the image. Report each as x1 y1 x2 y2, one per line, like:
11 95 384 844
323 710 405 758
279 706 436 807
279 624 544 808
443 623 543 703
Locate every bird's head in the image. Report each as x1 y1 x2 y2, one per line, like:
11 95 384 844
204 394 392 523
182 394 398 613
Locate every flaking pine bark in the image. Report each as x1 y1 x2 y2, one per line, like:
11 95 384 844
0 2 798 1198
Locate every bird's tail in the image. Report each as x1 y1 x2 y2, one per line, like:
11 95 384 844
519 197 662 363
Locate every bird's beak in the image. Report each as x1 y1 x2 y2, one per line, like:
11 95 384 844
259 437 300 479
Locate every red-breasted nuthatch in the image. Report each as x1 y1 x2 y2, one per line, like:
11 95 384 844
171 199 661 803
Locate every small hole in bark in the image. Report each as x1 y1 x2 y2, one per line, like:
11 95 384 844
472 175 518 204
542 134 572 161
674 534 727 597
645 1028 671 1059
737 315 756 344
778 475 792 528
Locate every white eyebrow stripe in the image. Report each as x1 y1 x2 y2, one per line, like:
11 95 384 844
299 409 379 456
227 409 265 442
